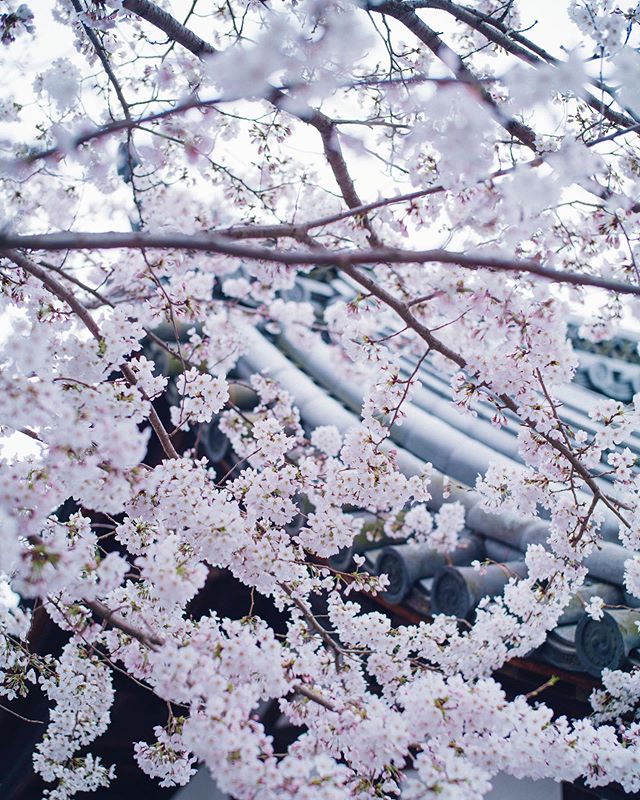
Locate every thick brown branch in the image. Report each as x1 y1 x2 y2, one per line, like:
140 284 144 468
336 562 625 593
291 685 337 711
3 232 640 296
7 250 102 338
122 0 216 56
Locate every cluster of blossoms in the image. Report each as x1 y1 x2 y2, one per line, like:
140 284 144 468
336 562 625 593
569 0 640 53
33 643 115 799
399 501 466 551
134 718 197 787
0 592 37 701
0 2 34 45
33 57 81 112
171 366 229 429
3 0 640 797
591 667 640 722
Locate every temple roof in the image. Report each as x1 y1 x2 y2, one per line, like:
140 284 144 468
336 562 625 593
237 285 640 681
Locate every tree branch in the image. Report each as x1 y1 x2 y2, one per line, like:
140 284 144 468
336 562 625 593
367 0 635 209
368 0 537 150
6 236 635 525
214 157 543 238
71 0 132 121
85 598 338 711
3 232 640 296
3 250 179 460
84 598 165 649
337 260 630 531
122 0 216 56
119 0 380 245
291 685 337 711
407 0 638 132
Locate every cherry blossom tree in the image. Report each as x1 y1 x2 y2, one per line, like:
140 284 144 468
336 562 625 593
2 0 640 797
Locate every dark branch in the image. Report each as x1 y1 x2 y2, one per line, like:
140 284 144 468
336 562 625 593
120 0 380 245
84 598 165 649
3 232 640 296
369 0 537 150
407 0 638 132
71 0 132 121
122 0 216 56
